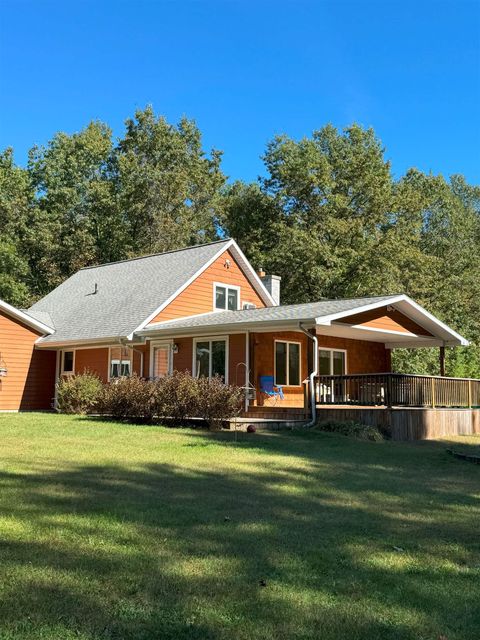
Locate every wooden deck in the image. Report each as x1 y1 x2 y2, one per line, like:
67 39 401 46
315 373 480 409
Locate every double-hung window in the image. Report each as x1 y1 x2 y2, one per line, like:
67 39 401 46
109 347 132 379
318 348 346 375
194 338 227 381
214 284 239 311
275 341 301 386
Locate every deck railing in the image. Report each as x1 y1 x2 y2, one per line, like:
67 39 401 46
315 373 480 408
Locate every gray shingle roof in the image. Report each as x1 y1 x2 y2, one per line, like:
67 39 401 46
32 240 232 344
142 295 400 334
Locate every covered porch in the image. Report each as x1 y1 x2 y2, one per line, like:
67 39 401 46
138 293 477 437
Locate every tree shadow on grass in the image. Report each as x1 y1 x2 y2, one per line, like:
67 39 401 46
0 432 479 639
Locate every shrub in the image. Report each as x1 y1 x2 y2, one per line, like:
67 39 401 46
56 372 103 415
316 419 385 442
196 375 244 430
154 370 201 423
99 374 156 421
96 371 243 428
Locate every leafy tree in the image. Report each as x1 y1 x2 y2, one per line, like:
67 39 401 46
0 149 32 305
27 121 115 294
115 106 225 255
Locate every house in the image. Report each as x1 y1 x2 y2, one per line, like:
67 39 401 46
0 238 478 438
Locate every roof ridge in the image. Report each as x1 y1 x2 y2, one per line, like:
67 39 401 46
79 238 231 271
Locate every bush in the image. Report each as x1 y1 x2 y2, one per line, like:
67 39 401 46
196 375 244 430
97 371 243 429
99 375 156 421
154 370 201 423
56 372 103 415
316 420 385 442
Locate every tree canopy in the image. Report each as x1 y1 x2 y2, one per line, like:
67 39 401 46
1 108 478 376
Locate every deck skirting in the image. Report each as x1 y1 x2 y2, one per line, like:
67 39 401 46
316 406 480 441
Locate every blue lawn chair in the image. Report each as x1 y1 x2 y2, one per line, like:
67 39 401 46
259 375 284 405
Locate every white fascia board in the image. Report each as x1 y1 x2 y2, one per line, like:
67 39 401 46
228 240 276 307
0 299 54 335
394 296 469 346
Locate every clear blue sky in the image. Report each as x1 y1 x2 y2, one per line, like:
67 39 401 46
1 0 479 183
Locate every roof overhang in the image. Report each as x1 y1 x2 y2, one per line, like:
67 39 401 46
0 299 54 335
139 319 314 338
35 335 147 349
137 294 468 348
315 294 469 347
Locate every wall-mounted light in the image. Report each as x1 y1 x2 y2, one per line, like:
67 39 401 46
224 259 231 269
0 353 7 377
172 343 179 354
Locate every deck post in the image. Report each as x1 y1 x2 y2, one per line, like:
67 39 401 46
439 345 446 377
431 377 436 408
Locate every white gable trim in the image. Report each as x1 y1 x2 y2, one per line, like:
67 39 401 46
227 240 276 306
128 239 275 339
315 294 469 346
0 299 54 335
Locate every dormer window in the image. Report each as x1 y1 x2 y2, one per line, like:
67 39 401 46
214 283 240 311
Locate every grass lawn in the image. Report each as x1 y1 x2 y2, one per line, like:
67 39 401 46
0 414 478 640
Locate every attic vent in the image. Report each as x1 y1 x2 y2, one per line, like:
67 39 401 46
243 302 256 310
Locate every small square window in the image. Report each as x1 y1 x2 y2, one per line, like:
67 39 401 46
62 351 74 374
214 284 239 311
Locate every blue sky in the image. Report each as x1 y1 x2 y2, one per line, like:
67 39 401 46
0 0 479 183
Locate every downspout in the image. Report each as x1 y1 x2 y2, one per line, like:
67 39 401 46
298 323 318 427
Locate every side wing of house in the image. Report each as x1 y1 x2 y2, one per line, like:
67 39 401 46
0 307 56 411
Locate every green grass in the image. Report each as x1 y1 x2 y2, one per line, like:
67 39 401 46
0 414 478 640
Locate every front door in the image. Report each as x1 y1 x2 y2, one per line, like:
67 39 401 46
151 343 172 379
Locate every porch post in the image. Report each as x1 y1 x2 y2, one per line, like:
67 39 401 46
439 344 446 377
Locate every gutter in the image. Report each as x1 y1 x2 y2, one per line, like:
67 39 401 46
298 323 318 428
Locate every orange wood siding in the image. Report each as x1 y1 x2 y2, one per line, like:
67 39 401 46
172 337 194 373
0 310 56 411
315 333 391 373
151 249 266 323
74 348 109 382
337 306 433 336
251 331 309 408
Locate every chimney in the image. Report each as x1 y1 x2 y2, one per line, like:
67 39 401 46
260 273 281 306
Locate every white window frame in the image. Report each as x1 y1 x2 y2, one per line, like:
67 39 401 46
61 350 75 376
149 340 173 379
213 282 241 312
317 347 348 375
108 346 133 381
192 336 229 383
274 340 302 387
